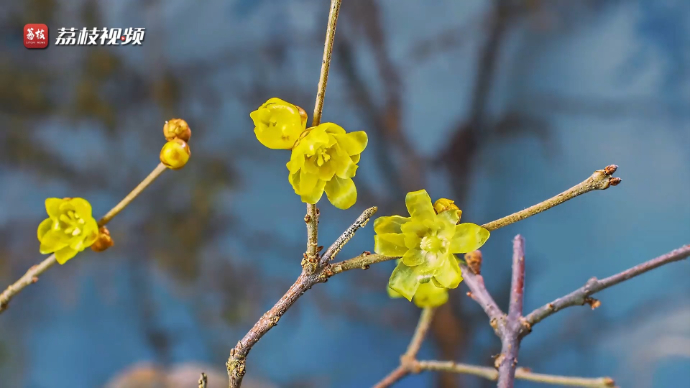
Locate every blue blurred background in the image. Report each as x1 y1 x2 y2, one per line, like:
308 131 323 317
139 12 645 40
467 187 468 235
0 0 689 387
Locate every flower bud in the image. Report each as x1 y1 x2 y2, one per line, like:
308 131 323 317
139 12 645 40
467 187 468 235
160 138 191 170
163 118 191 142
91 226 114 252
433 198 462 220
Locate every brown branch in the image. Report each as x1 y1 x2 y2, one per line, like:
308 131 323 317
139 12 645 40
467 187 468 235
481 165 621 232
523 244 690 332
0 163 168 314
330 253 398 275
373 365 408 388
416 361 616 387
497 235 526 388
320 206 377 266
304 0 342 275
373 307 437 388
227 206 377 388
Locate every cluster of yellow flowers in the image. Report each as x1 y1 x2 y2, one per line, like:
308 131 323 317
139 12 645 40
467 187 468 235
37 101 491 309
251 98 368 210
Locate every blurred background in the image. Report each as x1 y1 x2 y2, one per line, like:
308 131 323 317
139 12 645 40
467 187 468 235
0 0 689 387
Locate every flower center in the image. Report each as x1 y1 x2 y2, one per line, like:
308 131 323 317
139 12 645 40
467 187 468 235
420 235 445 254
59 210 85 236
307 146 331 167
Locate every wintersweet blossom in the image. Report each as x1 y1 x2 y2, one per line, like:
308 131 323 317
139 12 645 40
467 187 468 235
375 190 490 301
286 123 367 209
250 98 307 150
37 198 99 264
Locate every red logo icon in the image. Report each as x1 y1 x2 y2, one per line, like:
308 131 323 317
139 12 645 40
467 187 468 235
24 24 49 49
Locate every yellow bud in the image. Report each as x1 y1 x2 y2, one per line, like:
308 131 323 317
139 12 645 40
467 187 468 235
433 198 462 219
160 138 191 170
91 226 114 252
163 118 191 142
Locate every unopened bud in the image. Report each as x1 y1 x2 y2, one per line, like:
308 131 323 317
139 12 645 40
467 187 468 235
91 226 114 252
433 198 462 220
160 138 191 170
163 118 191 142
464 250 483 275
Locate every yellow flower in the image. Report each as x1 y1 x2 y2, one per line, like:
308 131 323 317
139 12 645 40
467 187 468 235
287 123 367 209
250 98 307 149
37 198 99 264
388 261 449 308
375 190 490 301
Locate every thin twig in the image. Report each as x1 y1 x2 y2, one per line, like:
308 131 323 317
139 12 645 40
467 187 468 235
320 206 377 266
372 365 408 388
416 361 616 387
481 165 620 231
198 372 208 388
311 0 342 127
404 307 436 360
304 0 343 274
372 308 437 388
98 163 167 225
523 244 690 332
227 206 376 388
329 253 398 275
497 235 526 388
459 262 505 335
0 163 168 314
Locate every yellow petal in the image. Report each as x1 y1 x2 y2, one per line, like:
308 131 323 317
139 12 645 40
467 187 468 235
39 230 68 254
388 262 422 301
350 154 361 164
298 168 320 195
299 179 327 204
321 122 346 135
324 176 357 210
413 283 449 308
432 255 463 289
374 216 410 234
387 286 404 299
405 190 436 220
55 246 78 264
37 218 53 241
334 131 368 156
374 233 408 256
450 223 490 253
402 248 425 267
69 198 93 218
45 198 62 218
331 144 358 179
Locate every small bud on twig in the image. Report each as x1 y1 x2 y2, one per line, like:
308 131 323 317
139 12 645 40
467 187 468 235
464 250 483 275
163 118 191 142
160 138 191 170
91 226 114 252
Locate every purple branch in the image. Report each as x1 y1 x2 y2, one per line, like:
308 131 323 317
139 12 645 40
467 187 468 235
497 235 526 388
523 244 690 332
460 262 506 336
